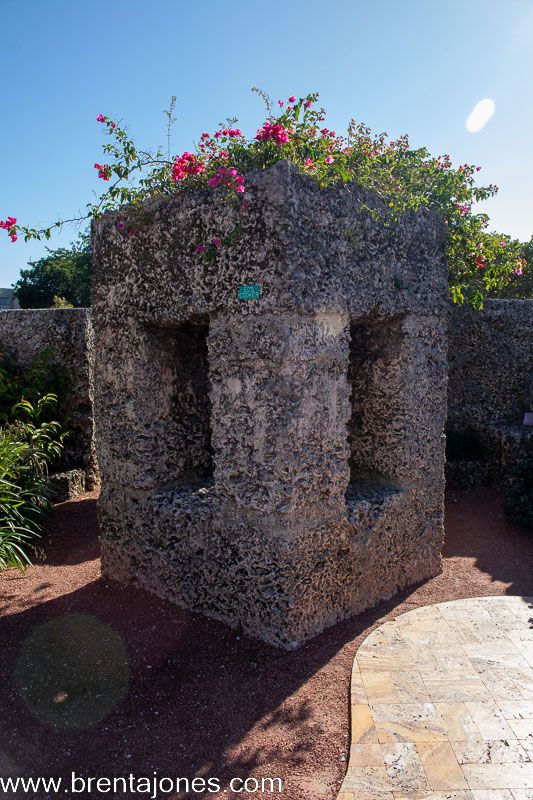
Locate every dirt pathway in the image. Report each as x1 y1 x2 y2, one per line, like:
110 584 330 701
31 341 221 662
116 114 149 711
0 489 531 799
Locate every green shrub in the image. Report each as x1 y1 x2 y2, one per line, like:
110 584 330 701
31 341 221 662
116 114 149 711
504 457 533 531
0 346 68 425
0 396 65 569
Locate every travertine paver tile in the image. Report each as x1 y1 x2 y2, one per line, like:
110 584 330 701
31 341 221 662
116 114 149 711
488 611 528 630
465 702 516 740
337 791 357 800
342 765 391 793
349 744 386 767
497 702 533 721
508 631 533 647
478 667 533 702
507 720 533 740
505 599 533 623
352 663 370 703
393 793 474 800
422 671 491 703
362 671 402 703
358 648 418 672
438 604 493 623
381 742 430 792
400 620 461 647
466 624 517 644
339 599 533 800
519 647 533 670
371 703 448 743
519 739 533 760
450 739 529 764
397 606 443 625
417 742 469 790
461 763 533 790
417 654 475 675
510 790 533 800
464 643 530 671
352 704 379 743
338 792 394 800
364 623 406 647
435 703 480 741
392 671 432 703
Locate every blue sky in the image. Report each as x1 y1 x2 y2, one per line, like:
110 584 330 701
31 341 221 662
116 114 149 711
1 0 532 287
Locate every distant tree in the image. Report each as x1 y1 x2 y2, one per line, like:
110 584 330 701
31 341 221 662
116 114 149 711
13 230 91 308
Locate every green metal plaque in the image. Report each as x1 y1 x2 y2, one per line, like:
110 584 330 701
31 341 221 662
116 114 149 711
238 284 261 300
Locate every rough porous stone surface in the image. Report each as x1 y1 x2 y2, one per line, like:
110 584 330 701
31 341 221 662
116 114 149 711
0 309 98 489
48 468 87 502
448 300 533 488
93 161 449 648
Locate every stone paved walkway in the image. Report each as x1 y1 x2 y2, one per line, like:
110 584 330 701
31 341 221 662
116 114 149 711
338 596 533 800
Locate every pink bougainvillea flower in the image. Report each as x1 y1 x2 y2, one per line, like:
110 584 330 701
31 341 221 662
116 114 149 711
117 222 125 231
236 185 245 193
201 132 210 139
208 175 221 188
212 238 222 248
172 151 206 181
196 245 206 254
278 100 284 107
304 99 312 108
500 240 507 247
288 96 296 103
10 234 17 242
96 114 105 123
326 155 334 164
94 162 111 180
255 122 290 144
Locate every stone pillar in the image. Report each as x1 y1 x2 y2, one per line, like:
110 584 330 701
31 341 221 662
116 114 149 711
209 309 351 514
205 309 352 646
93 162 449 648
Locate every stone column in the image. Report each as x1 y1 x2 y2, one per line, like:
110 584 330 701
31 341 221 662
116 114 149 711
209 309 351 514
206 309 352 646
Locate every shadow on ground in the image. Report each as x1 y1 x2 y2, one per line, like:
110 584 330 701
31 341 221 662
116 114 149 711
0 488 531 799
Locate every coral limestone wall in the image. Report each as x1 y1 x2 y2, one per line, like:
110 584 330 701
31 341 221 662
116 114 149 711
0 308 98 489
92 162 449 648
447 299 533 488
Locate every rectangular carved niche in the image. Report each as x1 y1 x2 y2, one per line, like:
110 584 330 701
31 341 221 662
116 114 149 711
147 318 213 489
347 316 405 500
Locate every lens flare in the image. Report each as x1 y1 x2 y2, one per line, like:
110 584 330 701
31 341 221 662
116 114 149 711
466 98 495 133
14 614 130 730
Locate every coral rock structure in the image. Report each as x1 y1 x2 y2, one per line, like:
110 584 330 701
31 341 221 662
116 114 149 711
92 162 448 648
0 308 98 490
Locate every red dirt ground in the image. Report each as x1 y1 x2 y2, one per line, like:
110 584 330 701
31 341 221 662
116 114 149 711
1 489 532 799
